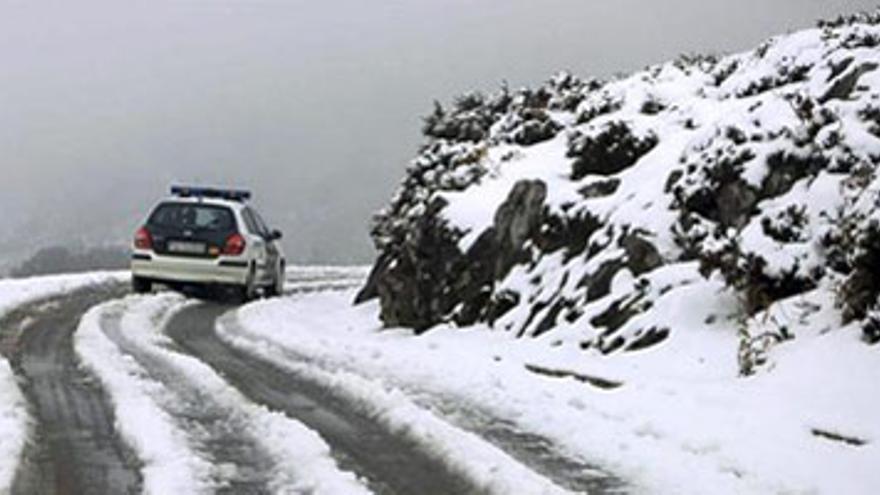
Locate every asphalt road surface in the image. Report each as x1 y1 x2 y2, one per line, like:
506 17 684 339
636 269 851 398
0 273 625 494
0 283 140 495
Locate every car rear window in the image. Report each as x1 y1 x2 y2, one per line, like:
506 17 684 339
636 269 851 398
148 203 235 232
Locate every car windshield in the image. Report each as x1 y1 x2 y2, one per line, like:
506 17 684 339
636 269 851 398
148 203 235 232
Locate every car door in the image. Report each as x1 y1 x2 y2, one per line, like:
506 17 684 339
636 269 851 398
243 207 279 282
251 208 280 266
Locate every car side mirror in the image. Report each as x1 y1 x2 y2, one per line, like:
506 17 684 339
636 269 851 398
270 229 283 240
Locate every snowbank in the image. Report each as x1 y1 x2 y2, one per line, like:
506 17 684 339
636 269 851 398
286 265 371 280
0 271 127 317
0 360 28 494
226 288 880 494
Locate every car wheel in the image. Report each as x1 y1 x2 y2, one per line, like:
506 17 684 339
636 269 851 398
237 265 257 303
132 276 152 294
266 261 285 298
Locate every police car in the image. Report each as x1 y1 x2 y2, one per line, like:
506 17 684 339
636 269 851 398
131 186 286 301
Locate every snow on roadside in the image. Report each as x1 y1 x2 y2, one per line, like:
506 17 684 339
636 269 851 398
284 265 372 294
286 265 371 281
0 270 127 493
225 288 880 495
77 293 372 495
0 271 127 317
0 360 28 494
217 311 572 495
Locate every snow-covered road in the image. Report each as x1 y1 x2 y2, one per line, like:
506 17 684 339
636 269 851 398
0 269 611 495
7 266 872 494
0 282 140 495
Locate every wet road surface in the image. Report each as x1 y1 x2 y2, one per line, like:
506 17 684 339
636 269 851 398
0 271 626 494
165 302 478 495
99 306 279 495
0 284 141 495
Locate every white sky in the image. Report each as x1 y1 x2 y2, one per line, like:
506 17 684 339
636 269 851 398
0 0 874 263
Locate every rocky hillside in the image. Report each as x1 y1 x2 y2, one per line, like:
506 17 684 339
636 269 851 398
358 12 880 374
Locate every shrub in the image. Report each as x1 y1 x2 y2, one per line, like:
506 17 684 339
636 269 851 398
839 221 880 322
568 121 658 179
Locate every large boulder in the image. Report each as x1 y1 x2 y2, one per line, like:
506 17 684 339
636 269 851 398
493 180 547 277
358 179 551 332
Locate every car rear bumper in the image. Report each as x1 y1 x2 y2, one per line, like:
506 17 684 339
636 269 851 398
131 252 250 286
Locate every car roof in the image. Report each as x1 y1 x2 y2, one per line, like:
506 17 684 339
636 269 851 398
157 196 247 211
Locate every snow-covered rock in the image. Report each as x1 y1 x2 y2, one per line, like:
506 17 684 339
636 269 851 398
360 12 880 368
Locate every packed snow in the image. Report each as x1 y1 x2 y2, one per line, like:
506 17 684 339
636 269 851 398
217 308 571 495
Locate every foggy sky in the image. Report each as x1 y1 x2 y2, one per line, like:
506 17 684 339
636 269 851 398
0 0 874 265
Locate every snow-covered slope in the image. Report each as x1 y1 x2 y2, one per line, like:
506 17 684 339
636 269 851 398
351 15 880 491
360 12 880 369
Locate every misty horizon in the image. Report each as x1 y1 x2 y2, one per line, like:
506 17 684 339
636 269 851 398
1 0 875 270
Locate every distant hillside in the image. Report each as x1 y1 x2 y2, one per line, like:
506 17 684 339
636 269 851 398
9 245 129 279
359 11 880 374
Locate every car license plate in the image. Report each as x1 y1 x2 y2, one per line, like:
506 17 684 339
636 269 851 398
167 241 206 254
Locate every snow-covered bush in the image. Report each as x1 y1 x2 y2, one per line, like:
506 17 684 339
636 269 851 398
567 121 658 179
840 220 880 322
360 11 880 362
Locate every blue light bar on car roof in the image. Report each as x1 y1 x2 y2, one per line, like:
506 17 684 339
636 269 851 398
171 185 252 201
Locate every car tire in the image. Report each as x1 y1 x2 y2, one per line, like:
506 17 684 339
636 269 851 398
266 261 285 298
237 265 257 303
132 276 152 294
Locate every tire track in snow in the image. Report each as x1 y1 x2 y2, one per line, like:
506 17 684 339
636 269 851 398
98 299 274 494
226 336 628 494
0 284 141 495
235 270 627 494
167 267 572 495
218 315 576 495
166 302 491 495
87 294 369 495
421 402 627 494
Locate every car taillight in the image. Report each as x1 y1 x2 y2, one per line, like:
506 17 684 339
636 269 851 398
223 233 246 256
134 227 153 250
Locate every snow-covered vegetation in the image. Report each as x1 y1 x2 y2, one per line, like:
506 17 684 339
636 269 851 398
5 245 129 278
361 12 880 370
